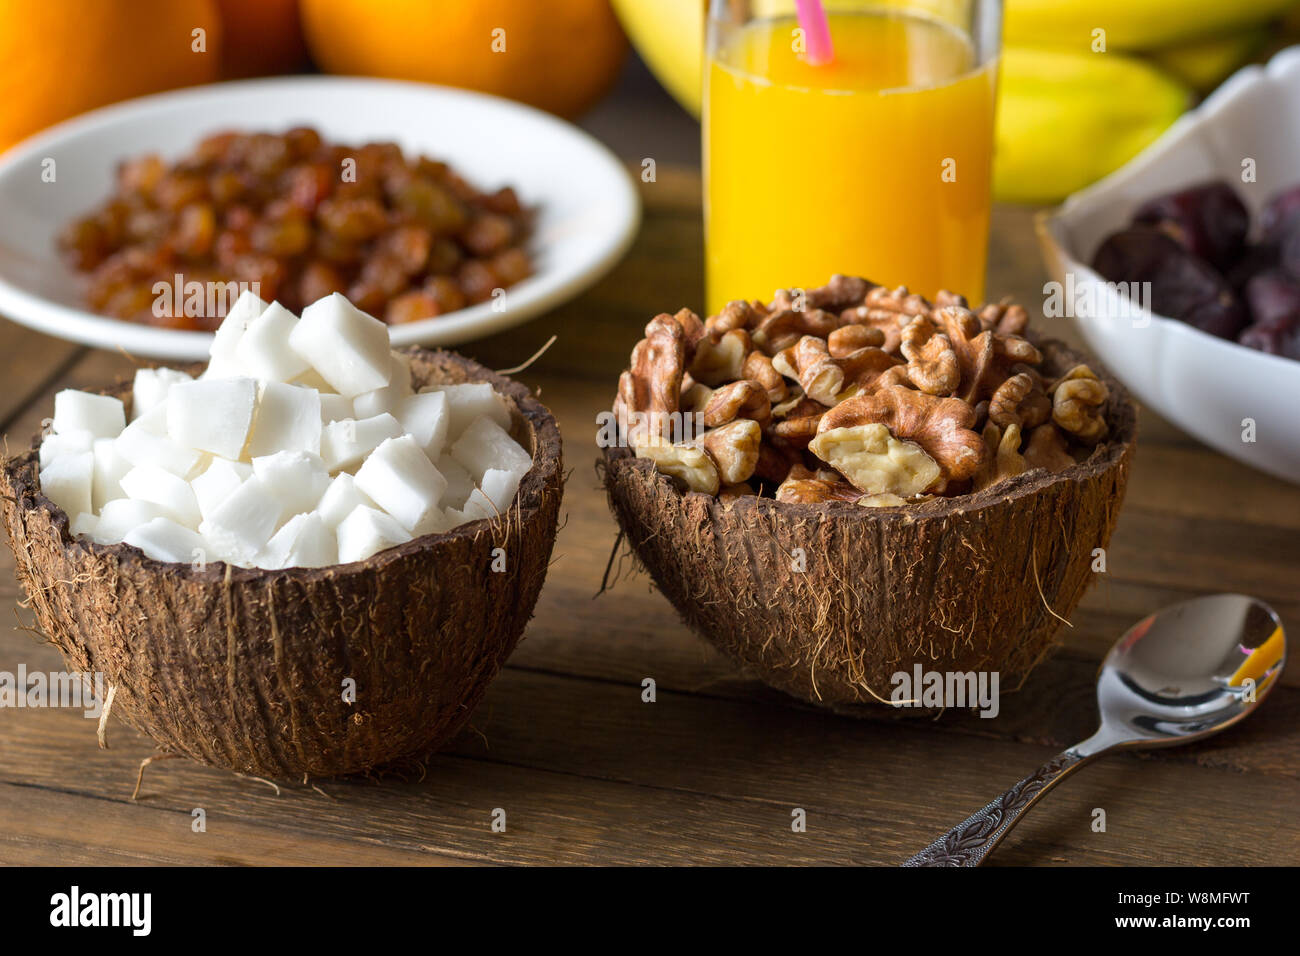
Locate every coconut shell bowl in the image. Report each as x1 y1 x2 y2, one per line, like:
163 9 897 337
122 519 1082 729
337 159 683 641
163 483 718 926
602 278 1137 711
0 348 564 778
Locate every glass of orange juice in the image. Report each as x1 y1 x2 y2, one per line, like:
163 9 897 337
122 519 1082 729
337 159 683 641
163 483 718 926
704 0 1001 312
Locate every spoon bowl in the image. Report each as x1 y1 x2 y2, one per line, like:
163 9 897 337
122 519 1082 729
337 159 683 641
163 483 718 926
904 593 1286 866
1095 594 1285 749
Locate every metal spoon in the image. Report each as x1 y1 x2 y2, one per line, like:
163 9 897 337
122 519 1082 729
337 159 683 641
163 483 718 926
903 593 1286 867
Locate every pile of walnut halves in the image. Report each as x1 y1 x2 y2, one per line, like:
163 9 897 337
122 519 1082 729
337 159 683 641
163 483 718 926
614 275 1111 505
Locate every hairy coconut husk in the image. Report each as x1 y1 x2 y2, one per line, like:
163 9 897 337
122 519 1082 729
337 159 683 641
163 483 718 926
601 340 1136 710
0 348 564 778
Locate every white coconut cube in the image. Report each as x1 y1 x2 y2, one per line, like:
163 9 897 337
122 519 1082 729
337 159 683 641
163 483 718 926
199 476 286 565
336 505 412 563
353 435 448 534
252 450 330 519
258 511 337 569
455 488 497 523
396 390 450 459
352 352 413 419
317 472 377 528
434 456 476 511
93 498 168 544
449 416 531 482
166 377 257 460
131 367 192 420
39 430 94 469
425 383 511 440
40 451 94 519
247 381 322 458
70 512 99 540
52 389 125 440
478 467 524 515
119 465 202 529
122 517 207 564
191 458 251 522
319 413 402 473
115 415 206 478
235 301 310 383
92 438 132 511
291 367 337 393
288 293 392 398
319 393 353 424
205 289 268 378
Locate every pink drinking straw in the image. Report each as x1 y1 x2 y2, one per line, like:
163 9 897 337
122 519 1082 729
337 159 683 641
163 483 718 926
794 0 835 65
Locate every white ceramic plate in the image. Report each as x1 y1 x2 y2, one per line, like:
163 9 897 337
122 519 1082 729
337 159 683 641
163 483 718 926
0 76 640 359
1039 48 1300 486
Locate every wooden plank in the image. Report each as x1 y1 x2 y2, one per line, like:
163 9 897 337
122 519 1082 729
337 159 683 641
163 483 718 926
0 325 83 432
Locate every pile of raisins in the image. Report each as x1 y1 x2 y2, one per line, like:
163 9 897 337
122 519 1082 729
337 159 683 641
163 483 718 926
58 128 533 330
1092 180 1300 360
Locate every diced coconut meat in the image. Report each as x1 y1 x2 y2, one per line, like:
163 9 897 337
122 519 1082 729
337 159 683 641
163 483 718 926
70 512 99 540
40 451 94 519
336 505 412 563
352 351 413 419
166 377 257 460
252 450 329 519
288 293 391 397
91 437 132 511
94 498 168 544
449 416 531 482
320 413 402 472
204 289 268 378
119 465 202 528
455 487 497 523
191 458 251 522
434 456 475 511
247 381 322 458
317 472 377 528
198 476 285 565
258 511 337 569
131 367 193 420
478 466 525 514
52 390 125 439
319 393 353 424
290 367 337 393
396 390 449 459
423 383 511 440
115 416 206 478
235 301 310 383
39 430 94 469
353 435 448 534
122 517 207 564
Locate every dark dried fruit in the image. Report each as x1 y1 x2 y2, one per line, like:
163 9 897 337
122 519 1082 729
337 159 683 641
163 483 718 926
1225 243 1278 290
1092 226 1247 339
1239 315 1300 359
1133 180 1248 269
1244 269 1300 327
1260 184 1300 244
1281 228 1300 283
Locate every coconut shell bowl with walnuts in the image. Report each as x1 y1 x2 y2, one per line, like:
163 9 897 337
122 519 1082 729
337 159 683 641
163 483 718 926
602 275 1137 710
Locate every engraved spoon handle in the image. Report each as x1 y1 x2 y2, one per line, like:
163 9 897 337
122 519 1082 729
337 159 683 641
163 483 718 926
902 748 1095 867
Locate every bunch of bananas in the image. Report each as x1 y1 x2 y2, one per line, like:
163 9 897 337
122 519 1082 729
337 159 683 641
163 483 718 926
612 0 1300 203
997 0 1298 202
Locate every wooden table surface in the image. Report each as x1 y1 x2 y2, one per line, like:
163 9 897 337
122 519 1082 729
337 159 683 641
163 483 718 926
1 167 1297 866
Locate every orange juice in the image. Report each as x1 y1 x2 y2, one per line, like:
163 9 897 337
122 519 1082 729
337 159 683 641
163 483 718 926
705 10 997 312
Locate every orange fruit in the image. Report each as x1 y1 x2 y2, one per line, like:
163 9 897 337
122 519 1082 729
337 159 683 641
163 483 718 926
0 0 222 153
300 0 628 118
216 0 309 78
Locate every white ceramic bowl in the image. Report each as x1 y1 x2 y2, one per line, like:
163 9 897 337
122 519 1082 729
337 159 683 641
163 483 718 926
0 76 640 359
1038 48 1300 485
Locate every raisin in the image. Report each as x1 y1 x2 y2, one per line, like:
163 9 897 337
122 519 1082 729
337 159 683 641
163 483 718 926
1133 180 1248 269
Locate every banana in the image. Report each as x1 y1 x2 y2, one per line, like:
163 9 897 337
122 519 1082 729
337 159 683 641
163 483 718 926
1004 0 1296 50
994 47 1190 204
610 0 704 117
1147 29 1268 93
